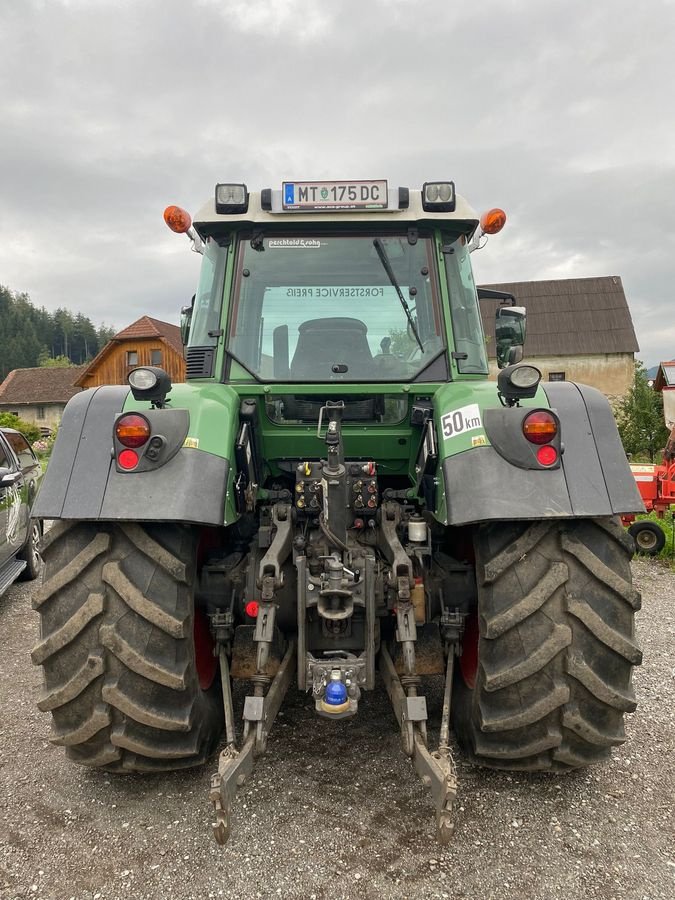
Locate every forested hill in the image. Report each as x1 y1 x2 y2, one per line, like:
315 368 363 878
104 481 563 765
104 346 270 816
0 284 116 379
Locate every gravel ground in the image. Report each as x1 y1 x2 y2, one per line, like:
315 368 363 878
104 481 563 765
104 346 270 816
1 558 673 900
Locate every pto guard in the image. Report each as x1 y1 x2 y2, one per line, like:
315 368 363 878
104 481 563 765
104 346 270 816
32 385 230 526
440 381 644 526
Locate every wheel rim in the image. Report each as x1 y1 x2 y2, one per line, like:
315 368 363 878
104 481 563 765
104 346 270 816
635 530 658 551
459 613 479 689
193 609 218 690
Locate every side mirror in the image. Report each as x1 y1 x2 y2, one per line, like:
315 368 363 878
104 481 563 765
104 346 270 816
0 467 20 488
495 305 527 369
180 295 195 345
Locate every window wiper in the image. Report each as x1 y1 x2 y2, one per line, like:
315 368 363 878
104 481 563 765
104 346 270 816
373 238 424 352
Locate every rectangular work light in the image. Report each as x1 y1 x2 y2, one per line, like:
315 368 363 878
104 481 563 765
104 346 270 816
215 183 249 214
421 181 456 212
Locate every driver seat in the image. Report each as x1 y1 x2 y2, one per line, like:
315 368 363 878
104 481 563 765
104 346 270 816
290 318 374 379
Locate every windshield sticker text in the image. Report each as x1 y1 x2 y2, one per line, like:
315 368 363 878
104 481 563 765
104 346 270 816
268 239 322 249
441 404 482 439
284 287 386 299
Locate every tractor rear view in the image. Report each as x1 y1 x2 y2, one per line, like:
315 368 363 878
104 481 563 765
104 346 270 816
32 179 644 842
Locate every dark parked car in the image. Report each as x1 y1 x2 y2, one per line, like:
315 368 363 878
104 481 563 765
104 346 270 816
0 427 43 595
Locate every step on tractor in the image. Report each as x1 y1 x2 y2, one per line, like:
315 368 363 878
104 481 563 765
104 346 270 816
621 425 675 555
32 179 645 843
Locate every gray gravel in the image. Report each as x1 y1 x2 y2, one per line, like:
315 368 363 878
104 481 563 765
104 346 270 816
1 558 673 900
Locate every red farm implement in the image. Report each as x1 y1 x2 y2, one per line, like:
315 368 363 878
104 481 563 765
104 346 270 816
622 426 675 555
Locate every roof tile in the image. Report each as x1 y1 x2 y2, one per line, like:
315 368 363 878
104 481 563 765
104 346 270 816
0 366 87 404
479 275 639 357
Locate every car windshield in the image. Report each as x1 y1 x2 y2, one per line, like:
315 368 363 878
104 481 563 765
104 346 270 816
226 233 445 382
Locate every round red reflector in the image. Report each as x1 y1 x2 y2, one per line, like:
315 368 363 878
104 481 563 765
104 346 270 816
245 601 259 618
523 411 558 445
537 445 558 466
118 449 139 470
115 414 151 448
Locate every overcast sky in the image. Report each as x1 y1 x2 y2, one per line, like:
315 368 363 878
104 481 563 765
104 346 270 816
2 0 674 366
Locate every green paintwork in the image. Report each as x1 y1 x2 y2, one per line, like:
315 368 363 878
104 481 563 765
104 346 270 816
123 382 241 524
124 207 551 527
122 374 551 528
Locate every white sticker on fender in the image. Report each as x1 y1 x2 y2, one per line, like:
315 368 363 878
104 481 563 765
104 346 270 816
441 403 483 439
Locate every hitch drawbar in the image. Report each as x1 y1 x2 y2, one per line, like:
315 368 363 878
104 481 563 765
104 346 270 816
380 645 457 842
209 640 458 844
210 642 296 844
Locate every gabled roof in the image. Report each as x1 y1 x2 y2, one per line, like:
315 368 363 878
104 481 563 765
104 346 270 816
113 316 183 355
0 366 86 404
478 275 639 358
74 316 183 387
654 361 675 391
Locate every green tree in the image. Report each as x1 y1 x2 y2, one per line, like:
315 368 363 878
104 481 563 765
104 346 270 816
38 353 74 367
615 361 670 462
0 413 42 444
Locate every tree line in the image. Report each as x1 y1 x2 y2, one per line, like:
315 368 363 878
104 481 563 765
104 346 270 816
0 284 117 379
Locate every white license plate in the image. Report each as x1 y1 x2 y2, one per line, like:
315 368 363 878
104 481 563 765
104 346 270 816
282 180 388 211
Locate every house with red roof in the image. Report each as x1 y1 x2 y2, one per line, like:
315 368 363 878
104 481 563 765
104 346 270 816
75 316 185 388
0 366 86 433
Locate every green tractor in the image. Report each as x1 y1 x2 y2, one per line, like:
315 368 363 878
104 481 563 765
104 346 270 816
32 179 644 843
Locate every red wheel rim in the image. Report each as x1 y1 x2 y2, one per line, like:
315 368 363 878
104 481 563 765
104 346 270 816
193 609 218 690
459 613 479 689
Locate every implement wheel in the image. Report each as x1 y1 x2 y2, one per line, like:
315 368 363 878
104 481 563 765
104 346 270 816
32 521 223 771
628 520 666 557
452 517 642 770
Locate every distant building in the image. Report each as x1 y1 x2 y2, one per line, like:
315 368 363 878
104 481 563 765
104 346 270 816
75 316 185 388
653 361 675 427
478 275 639 400
0 366 86 433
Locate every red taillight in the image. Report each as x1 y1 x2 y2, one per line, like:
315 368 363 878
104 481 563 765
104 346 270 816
523 411 558 445
537 445 558 466
118 449 139 470
245 601 259 618
115 414 151 448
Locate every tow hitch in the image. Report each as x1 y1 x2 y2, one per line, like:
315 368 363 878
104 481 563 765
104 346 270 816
210 641 296 844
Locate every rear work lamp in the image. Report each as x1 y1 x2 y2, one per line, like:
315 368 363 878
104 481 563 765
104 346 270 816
215 183 249 214
422 181 456 212
128 366 172 408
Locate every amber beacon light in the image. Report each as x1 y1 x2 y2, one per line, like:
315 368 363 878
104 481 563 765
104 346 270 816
479 208 507 235
163 205 193 234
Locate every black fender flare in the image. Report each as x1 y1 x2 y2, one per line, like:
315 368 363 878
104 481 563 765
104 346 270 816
32 386 229 526
441 381 644 526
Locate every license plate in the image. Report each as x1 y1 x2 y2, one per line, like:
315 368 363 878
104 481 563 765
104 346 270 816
282 180 388 211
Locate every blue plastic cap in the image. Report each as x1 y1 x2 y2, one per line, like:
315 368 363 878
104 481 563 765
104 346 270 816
324 680 348 706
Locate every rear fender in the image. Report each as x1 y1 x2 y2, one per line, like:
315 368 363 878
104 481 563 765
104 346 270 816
32 385 233 526
436 381 644 525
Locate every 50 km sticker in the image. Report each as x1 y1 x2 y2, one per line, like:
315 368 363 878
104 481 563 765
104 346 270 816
441 403 483 439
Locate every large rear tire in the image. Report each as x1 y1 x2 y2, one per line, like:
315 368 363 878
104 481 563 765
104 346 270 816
32 521 223 771
452 517 642 770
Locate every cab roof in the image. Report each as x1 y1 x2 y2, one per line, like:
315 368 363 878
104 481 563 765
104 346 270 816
193 187 480 239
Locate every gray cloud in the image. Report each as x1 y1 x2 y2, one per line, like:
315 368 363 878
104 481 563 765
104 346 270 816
1 0 674 364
